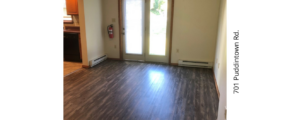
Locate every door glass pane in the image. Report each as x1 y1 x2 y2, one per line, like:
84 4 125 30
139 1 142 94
124 0 144 54
149 0 167 55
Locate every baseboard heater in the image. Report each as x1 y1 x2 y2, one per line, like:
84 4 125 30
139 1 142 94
89 55 107 67
178 60 213 68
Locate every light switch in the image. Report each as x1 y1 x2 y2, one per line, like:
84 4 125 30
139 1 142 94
112 18 116 22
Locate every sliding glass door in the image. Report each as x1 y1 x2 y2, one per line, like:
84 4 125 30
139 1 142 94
145 0 171 63
122 0 145 61
122 0 171 63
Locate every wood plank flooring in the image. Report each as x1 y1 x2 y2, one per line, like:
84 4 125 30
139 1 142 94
64 60 219 120
63 61 82 76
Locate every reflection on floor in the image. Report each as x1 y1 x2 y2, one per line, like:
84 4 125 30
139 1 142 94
63 61 82 76
64 60 219 120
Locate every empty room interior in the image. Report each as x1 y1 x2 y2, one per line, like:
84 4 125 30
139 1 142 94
63 0 227 120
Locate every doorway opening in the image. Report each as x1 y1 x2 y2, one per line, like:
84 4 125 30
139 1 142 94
63 0 82 76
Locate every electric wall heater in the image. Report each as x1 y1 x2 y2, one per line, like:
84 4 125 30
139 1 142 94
89 55 107 67
178 60 213 68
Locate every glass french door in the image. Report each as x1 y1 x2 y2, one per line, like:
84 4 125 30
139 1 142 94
122 0 171 63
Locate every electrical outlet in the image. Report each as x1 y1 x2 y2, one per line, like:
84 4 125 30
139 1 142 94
114 45 117 48
218 63 220 68
112 18 116 22
176 49 179 53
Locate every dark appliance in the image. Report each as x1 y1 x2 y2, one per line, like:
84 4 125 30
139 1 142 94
64 33 82 62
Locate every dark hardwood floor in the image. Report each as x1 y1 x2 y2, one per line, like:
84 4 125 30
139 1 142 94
64 60 219 120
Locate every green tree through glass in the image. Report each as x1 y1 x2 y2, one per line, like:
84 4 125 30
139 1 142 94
150 0 165 15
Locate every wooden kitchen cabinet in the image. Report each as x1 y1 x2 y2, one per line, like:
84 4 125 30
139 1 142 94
66 0 78 15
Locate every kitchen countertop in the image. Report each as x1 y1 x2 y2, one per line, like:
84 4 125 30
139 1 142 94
64 29 80 33
64 26 80 33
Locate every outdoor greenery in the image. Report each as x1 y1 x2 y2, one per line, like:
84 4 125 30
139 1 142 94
150 0 165 15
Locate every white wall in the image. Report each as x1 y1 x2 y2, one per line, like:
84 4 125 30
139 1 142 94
102 0 120 59
171 0 221 63
214 0 227 88
83 0 105 62
101 0 221 62
214 0 227 119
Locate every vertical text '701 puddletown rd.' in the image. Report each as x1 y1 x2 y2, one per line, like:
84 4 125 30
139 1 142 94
233 31 239 94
